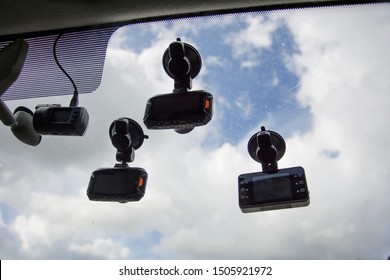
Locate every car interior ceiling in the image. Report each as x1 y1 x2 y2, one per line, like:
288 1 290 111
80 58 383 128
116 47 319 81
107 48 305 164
0 0 378 40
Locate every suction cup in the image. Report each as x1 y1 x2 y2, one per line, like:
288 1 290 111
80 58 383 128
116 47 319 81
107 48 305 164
248 129 286 164
11 106 42 146
162 40 202 80
109 118 147 150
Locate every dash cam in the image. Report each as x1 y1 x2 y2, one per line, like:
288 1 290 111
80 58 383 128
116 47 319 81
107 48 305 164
87 118 149 203
143 90 213 130
238 166 310 213
33 104 89 136
144 38 213 134
87 164 148 203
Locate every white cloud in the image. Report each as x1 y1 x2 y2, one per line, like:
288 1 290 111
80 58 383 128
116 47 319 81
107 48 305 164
11 214 50 255
205 55 227 68
271 72 279 87
234 91 253 119
69 238 130 259
0 210 4 227
225 14 282 68
279 5 390 258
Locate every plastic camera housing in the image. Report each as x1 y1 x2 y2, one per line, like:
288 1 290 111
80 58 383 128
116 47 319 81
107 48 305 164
87 164 147 203
87 118 149 203
144 90 213 131
238 166 310 213
33 105 89 136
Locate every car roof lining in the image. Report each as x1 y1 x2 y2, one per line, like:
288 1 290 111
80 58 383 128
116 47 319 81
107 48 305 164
0 0 380 40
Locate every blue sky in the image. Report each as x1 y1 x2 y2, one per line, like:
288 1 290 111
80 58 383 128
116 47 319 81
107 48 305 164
0 4 390 259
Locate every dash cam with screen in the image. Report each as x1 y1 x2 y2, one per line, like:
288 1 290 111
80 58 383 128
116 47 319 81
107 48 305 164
87 165 147 203
143 90 213 130
33 105 89 136
238 166 309 213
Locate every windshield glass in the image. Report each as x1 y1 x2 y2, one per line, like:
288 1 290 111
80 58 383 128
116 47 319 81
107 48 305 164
0 3 389 259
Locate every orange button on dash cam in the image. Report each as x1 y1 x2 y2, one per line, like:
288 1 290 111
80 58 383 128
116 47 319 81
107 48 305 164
138 177 144 188
204 99 210 109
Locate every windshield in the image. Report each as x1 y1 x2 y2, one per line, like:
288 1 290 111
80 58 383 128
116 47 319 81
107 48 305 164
0 3 389 259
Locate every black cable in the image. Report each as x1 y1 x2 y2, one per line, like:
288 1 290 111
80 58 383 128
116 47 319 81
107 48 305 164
53 34 79 107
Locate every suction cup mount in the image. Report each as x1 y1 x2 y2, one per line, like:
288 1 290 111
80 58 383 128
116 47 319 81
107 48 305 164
109 118 148 164
247 126 286 173
162 38 202 92
0 38 42 146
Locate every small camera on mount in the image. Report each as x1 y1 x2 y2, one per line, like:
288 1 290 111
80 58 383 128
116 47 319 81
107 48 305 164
238 127 310 213
88 165 147 203
87 118 149 203
143 38 213 134
32 34 90 137
33 104 89 136
144 90 212 132
239 166 309 213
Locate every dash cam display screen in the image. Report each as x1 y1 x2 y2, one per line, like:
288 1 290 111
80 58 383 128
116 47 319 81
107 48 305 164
87 167 147 203
238 166 309 213
252 172 292 202
92 171 132 195
148 92 207 120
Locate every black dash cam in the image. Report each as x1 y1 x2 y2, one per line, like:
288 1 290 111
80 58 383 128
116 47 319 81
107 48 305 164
33 105 89 136
87 165 148 203
238 166 310 213
143 90 213 130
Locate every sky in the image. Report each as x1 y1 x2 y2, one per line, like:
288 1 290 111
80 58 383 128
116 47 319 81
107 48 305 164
0 3 389 259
